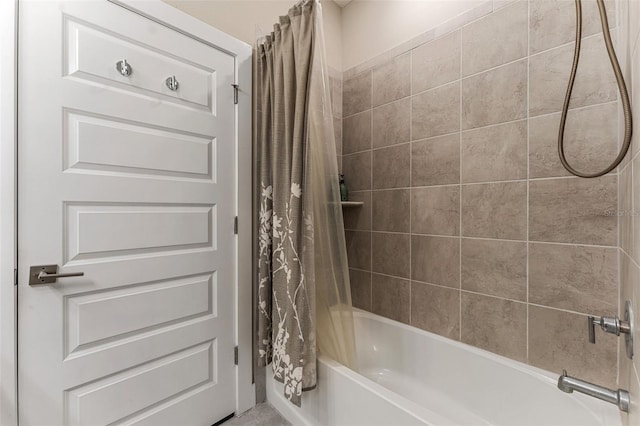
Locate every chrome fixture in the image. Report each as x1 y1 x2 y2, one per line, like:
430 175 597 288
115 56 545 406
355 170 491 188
116 59 132 77
588 300 634 359
558 370 630 412
29 264 84 285
166 75 179 91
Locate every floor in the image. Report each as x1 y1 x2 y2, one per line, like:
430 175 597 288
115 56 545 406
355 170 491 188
224 403 291 426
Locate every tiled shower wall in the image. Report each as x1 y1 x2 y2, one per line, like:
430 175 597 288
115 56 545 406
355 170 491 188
617 0 640 423
340 0 622 387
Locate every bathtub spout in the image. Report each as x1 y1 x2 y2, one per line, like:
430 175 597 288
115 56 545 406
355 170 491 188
557 370 630 412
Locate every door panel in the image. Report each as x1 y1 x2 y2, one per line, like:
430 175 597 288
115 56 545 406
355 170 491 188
18 1 237 424
65 111 215 180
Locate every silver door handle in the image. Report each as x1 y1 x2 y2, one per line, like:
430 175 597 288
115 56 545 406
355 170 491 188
29 265 84 285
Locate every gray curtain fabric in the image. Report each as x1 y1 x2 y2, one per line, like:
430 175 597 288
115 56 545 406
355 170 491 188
256 2 317 407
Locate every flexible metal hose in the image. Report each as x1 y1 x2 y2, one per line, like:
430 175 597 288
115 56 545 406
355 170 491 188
558 0 633 178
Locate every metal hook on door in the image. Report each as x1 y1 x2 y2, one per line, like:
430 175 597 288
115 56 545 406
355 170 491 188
165 75 179 91
116 59 132 77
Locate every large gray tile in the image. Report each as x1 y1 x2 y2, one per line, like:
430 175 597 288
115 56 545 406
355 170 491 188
411 235 460 288
372 232 410 278
529 176 617 246
411 282 460 340
372 189 410 232
373 98 411 149
530 0 616 54
461 238 526 301
372 144 411 189
343 71 372 117
343 110 371 154
345 230 371 271
411 186 460 236
462 60 527 130
529 243 617 315
412 82 461 140
412 31 461 93
412 134 460 187
342 151 371 191
373 53 411 107
461 181 527 240
529 32 618 117
343 191 371 231
529 305 617 388
349 268 371 311
462 1 528 76
529 102 619 178
372 274 410 324
461 292 526 362
461 120 527 183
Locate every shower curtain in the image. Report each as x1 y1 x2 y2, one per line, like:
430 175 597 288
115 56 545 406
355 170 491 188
255 0 357 407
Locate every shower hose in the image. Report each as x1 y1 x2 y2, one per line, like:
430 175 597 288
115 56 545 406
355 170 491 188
559 0 633 178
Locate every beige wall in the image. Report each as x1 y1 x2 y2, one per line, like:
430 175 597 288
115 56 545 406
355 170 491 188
163 0 344 70
340 0 486 70
341 0 622 388
618 0 640 423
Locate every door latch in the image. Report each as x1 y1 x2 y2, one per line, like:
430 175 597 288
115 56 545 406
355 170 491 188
29 265 84 285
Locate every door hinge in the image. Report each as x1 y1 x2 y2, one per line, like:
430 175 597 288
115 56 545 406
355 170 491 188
234 346 239 365
234 216 238 234
232 84 239 104
14 269 17 286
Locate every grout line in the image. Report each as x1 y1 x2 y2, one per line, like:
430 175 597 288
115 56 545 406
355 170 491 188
529 99 620 121
525 0 531 364
409 51 414 326
529 25 618 59
345 229 620 251
351 259 615 318
365 270 411 282
459 28 463 342
339 174 620 194
369 69 374 312
344 97 619 137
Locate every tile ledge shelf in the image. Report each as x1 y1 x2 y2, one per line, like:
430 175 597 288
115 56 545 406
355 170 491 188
341 201 364 207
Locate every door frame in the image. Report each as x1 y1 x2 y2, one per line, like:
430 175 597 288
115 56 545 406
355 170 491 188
0 1 254 424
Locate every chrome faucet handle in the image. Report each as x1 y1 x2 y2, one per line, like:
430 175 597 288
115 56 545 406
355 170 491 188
588 303 635 360
588 316 598 344
588 314 631 344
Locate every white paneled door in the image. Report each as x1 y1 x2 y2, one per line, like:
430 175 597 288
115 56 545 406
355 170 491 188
18 1 237 424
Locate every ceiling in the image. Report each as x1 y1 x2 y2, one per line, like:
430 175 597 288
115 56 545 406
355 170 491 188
333 0 353 7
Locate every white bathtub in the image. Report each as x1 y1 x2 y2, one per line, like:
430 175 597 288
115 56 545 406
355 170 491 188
267 309 622 426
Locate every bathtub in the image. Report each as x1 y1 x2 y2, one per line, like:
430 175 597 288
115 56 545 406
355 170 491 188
267 308 622 426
